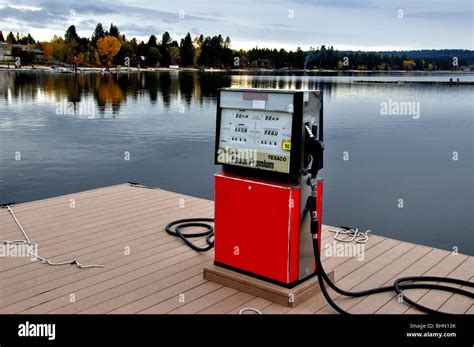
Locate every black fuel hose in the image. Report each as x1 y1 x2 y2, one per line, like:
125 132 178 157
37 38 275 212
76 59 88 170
309 184 474 315
164 190 474 314
165 218 214 252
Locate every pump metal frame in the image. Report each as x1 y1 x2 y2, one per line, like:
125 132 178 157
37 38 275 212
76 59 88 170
215 88 323 184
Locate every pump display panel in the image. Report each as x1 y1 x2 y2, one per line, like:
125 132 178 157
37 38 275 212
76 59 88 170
217 108 293 174
215 88 307 181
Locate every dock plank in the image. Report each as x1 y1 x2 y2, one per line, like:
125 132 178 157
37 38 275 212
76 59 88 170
349 248 449 314
314 241 417 314
227 297 272 314
266 237 400 314
0 183 471 315
403 258 473 314
438 276 473 314
376 252 468 314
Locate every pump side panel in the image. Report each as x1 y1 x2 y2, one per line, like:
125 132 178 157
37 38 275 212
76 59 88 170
288 188 301 283
214 173 294 284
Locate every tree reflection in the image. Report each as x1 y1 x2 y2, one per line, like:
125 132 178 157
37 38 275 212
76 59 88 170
0 71 343 117
96 75 124 115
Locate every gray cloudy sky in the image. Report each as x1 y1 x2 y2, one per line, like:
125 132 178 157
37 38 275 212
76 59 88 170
0 0 472 50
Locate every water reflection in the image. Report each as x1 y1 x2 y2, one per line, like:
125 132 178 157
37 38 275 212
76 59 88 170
1 70 472 141
0 71 234 114
0 70 472 255
3 71 471 116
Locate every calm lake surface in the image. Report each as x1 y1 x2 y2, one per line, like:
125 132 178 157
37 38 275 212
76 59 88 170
0 71 472 255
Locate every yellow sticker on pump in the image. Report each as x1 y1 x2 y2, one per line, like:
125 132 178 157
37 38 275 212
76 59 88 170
282 140 291 151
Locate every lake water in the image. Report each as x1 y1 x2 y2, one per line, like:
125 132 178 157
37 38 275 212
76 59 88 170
0 71 472 255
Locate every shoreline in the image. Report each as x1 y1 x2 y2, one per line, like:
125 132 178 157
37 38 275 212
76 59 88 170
354 80 474 85
0 64 473 74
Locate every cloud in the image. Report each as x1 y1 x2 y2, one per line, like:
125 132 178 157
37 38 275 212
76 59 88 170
77 19 98 30
0 0 471 49
0 4 68 28
289 0 382 9
264 23 294 29
410 9 473 21
42 0 118 16
118 23 162 37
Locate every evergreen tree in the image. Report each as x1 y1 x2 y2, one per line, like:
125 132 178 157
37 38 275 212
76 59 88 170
109 23 120 38
6 32 17 44
65 25 79 42
160 32 172 66
161 32 171 46
147 35 158 51
179 33 195 67
146 46 161 66
92 23 105 44
26 33 36 44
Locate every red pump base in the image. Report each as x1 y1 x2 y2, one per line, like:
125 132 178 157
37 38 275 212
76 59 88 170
214 172 323 288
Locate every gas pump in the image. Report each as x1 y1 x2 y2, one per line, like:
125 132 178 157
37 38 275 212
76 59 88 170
165 87 473 313
213 88 324 287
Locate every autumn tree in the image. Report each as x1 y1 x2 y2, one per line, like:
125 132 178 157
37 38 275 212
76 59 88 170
402 59 416 70
50 35 66 61
97 35 121 66
42 42 54 60
168 46 180 65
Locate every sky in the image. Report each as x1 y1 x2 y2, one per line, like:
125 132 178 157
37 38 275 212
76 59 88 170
0 0 472 51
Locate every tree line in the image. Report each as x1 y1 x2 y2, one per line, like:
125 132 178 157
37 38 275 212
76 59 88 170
1 24 472 70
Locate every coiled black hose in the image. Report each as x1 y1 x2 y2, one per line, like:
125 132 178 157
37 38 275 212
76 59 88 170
165 218 215 252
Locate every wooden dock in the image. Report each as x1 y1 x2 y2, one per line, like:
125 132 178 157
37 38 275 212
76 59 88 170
0 183 472 314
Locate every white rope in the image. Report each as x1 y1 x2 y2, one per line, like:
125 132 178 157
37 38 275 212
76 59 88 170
1 205 104 269
328 227 371 244
239 307 262 314
6 205 31 243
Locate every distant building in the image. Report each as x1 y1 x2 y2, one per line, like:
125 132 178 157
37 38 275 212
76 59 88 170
0 42 44 62
461 65 474 72
0 42 14 61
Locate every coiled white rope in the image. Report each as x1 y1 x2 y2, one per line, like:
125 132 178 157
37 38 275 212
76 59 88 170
239 307 262 314
328 226 371 244
1 205 104 269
